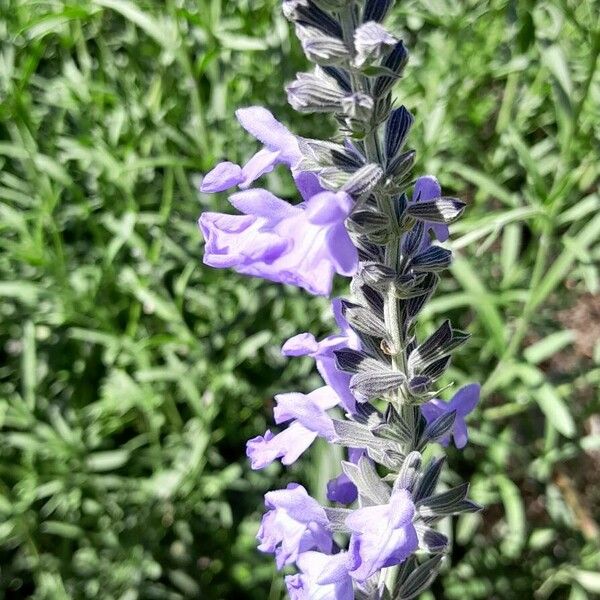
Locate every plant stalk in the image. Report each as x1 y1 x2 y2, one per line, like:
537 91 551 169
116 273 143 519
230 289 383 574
340 5 415 597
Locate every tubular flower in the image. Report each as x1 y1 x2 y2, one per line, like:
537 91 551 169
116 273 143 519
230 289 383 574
247 386 339 469
421 383 481 448
257 484 333 568
200 188 357 295
286 552 354 600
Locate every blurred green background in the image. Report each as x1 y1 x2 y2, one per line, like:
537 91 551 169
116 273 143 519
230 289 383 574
0 0 599 598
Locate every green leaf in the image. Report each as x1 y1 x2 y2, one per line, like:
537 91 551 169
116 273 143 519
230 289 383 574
216 32 268 51
557 194 599 226
451 255 506 355
574 571 600 594
528 528 556 550
86 450 131 472
41 521 84 539
534 382 576 439
506 127 547 198
93 0 177 49
568 585 589 600
446 161 519 207
451 206 541 250
500 223 521 286
531 213 600 310
541 44 573 98
495 474 526 558
21 321 36 410
524 330 575 364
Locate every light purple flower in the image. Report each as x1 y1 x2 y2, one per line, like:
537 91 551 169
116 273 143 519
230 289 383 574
257 484 333 569
247 386 339 469
421 383 480 449
346 487 418 581
326 448 365 505
282 299 360 411
200 107 300 192
199 188 357 296
199 106 321 200
412 175 449 243
286 551 354 600
200 161 244 192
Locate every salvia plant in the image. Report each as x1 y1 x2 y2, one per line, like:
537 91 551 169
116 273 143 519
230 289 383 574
199 0 483 597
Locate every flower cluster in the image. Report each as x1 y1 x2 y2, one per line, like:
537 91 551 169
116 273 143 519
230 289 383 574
199 0 482 597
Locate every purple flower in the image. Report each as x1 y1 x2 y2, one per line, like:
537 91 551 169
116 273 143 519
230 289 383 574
286 551 354 600
345 487 418 581
412 175 449 243
247 386 339 469
326 448 365 505
199 188 357 296
199 106 321 200
421 383 480 449
282 299 360 411
200 107 300 193
257 484 333 569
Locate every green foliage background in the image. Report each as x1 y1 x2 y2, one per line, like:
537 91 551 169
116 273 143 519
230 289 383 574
0 0 599 598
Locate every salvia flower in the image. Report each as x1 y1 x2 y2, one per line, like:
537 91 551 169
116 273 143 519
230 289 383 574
200 107 301 193
346 487 418 581
257 484 333 568
412 175 450 244
422 383 481 448
247 386 339 469
282 299 360 412
199 187 357 296
286 551 354 600
326 448 365 504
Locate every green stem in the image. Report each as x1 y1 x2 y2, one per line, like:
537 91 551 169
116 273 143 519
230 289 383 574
342 4 410 406
340 5 412 596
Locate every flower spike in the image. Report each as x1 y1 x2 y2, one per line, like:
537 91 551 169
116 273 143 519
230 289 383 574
198 0 483 597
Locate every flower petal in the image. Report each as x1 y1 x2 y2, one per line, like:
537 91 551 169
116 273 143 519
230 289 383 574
239 148 282 188
325 224 359 276
235 106 301 165
413 175 441 202
305 191 353 225
200 161 243 192
282 332 320 357
229 188 298 220
451 383 481 416
246 423 318 469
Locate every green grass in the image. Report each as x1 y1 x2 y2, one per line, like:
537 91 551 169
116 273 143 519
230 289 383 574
1 0 599 598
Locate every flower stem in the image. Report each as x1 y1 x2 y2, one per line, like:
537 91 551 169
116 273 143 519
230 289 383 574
340 5 414 596
340 6 406 365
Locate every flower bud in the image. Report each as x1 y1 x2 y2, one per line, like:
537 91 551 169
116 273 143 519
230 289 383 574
286 69 345 113
296 25 350 65
282 0 342 38
354 21 398 67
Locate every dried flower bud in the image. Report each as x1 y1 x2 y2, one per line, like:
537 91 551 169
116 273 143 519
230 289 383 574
385 106 414 164
373 40 409 96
